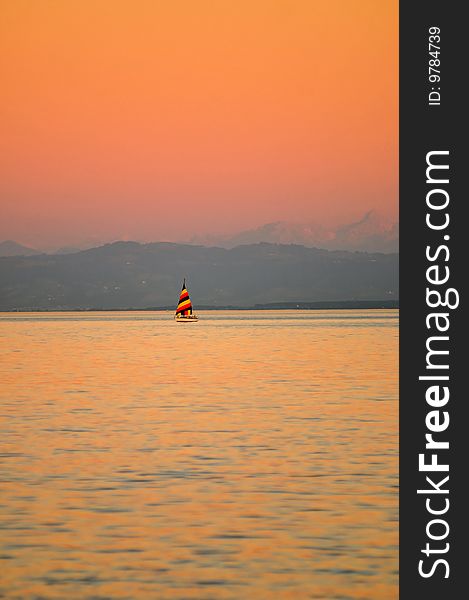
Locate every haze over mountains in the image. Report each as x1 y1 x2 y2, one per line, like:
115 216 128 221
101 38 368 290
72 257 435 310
0 241 398 311
0 240 41 258
1 211 398 257
188 211 398 253
0 241 88 257
0 210 399 310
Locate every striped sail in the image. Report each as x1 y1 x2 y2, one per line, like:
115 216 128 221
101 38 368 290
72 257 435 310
175 280 193 316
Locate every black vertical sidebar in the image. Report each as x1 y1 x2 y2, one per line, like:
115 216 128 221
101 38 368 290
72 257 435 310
400 1 464 598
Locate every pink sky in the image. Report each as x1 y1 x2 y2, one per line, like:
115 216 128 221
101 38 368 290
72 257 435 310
0 1 398 249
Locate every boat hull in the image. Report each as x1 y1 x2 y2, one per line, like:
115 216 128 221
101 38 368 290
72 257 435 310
174 315 198 322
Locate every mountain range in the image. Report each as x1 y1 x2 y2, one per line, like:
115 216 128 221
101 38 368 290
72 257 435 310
0 211 398 258
0 241 398 311
188 211 398 253
0 240 85 258
0 240 41 257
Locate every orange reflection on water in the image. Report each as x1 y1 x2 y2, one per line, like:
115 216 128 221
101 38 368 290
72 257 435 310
0 310 398 598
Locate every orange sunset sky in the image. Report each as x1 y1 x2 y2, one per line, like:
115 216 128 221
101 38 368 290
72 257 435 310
0 0 397 249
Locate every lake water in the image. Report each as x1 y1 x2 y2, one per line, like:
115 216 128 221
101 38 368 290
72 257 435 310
0 310 398 599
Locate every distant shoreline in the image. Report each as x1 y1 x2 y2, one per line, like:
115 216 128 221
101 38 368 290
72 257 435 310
1 300 399 313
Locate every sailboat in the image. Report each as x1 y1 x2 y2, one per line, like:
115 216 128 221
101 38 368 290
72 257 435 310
174 279 199 322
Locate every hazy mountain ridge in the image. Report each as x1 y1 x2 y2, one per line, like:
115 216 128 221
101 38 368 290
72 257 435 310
0 240 42 257
189 211 399 253
1 211 398 257
0 241 398 311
